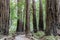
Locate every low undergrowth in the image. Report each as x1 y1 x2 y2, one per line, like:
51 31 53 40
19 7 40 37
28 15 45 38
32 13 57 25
33 31 60 40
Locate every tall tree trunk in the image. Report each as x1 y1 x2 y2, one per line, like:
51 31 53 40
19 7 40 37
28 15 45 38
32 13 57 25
16 0 24 32
25 0 30 35
16 20 24 32
39 0 44 31
57 0 60 29
0 0 10 35
45 0 57 36
57 0 60 35
32 0 37 33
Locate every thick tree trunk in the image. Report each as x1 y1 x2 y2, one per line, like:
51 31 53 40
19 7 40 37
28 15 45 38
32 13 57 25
39 0 44 31
57 0 60 35
45 0 57 36
57 0 60 29
25 0 30 35
0 0 10 35
32 0 37 33
16 20 24 32
16 0 24 32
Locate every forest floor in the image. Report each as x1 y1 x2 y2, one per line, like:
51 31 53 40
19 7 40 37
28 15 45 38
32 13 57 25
0 34 38 40
0 34 60 40
0 31 60 40
14 35 30 40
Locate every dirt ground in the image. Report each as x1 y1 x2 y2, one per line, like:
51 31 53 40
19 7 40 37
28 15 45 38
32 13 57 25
0 35 32 40
0 34 60 40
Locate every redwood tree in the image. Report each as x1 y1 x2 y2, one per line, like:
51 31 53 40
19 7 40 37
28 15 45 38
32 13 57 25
39 0 44 31
45 0 57 36
57 0 60 29
32 0 37 33
57 0 60 35
0 0 10 35
25 0 30 35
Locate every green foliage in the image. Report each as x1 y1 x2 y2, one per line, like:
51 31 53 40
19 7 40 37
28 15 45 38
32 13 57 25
45 36 55 40
10 0 17 34
10 0 17 20
34 31 45 38
10 0 25 34
44 36 60 40
10 0 46 34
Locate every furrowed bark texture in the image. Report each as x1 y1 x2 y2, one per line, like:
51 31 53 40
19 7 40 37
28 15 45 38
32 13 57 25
0 0 10 35
25 0 30 35
45 0 57 36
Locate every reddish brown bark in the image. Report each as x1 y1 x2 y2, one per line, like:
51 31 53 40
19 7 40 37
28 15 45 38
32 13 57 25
25 0 30 35
0 0 10 35
45 0 57 36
